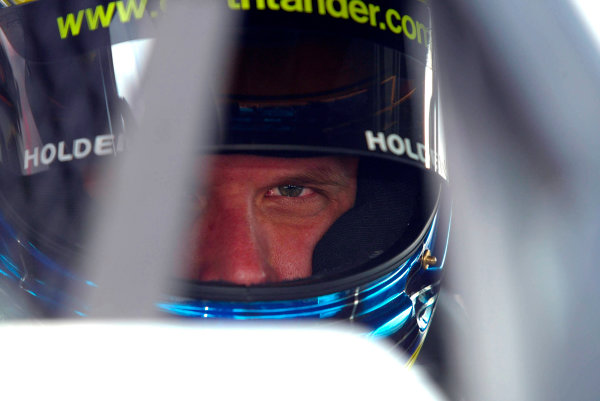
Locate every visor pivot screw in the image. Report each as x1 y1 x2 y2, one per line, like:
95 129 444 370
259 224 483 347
421 249 437 270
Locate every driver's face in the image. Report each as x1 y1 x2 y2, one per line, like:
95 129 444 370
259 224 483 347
186 154 358 285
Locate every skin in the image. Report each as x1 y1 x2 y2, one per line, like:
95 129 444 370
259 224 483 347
186 154 358 285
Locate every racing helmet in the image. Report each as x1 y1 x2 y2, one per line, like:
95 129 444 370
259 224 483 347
0 0 450 363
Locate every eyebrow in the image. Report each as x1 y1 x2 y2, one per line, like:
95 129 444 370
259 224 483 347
275 164 354 188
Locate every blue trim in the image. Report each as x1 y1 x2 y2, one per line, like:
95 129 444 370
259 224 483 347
0 203 451 352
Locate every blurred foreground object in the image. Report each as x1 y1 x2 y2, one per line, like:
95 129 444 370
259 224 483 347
1 321 447 400
432 0 600 399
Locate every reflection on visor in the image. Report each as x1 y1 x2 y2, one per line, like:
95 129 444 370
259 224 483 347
0 38 154 177
112 38 154 107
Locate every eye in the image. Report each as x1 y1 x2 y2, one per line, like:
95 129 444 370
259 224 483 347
267 185 313 198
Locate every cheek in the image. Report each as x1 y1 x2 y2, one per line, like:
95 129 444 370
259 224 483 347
180 217 204 277
263 217 339 280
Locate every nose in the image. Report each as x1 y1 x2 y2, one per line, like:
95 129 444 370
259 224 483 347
193 192 276 285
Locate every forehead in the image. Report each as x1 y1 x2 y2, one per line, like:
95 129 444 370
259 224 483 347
202 154 358 179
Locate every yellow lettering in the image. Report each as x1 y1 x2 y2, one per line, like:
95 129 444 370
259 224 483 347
57 11 84 39
303 0 313 13
326 0 348 19
385 9 401 33
317 0 326 15
256 0 267 9
116 0 148 22
348 0 367 23
402 15 416 39
368 3 379 26
67 0 431 50
267 0 280 10
85 3 116 31
228 0 242 10
281 0 303 12
417 21 430 44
